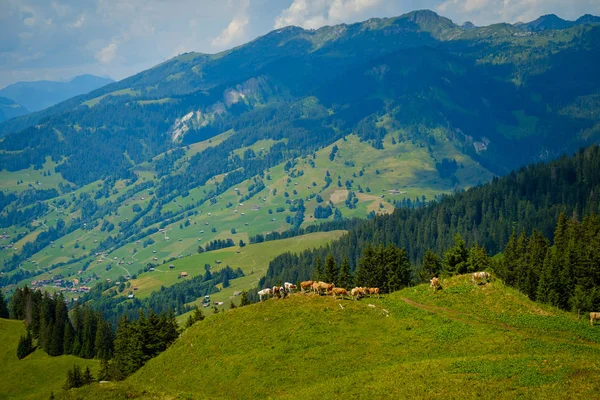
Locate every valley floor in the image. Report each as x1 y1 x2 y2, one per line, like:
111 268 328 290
59 275 600 399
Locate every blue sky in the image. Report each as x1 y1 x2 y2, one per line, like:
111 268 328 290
1 0 599 88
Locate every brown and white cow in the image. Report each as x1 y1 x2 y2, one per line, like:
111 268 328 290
591 312 600 326
272 286 281 299
430 277 440 291
313 281 334 295
472 271 491 285
331 287 348 299
300 280 314 292
366 287 380 298
258 288 272 302
284 282 297 293
350 287 367 300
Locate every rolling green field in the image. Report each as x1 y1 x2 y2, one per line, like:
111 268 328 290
61 275 600 399
0 318 99 400
1 129 492 297
127 230 346 299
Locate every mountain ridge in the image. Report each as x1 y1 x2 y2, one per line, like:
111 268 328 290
0 74 114 113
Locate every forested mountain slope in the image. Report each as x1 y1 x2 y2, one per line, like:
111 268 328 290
260 145 600 289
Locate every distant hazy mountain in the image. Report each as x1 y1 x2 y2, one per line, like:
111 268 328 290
0 96 28 123
516 13 600 32
0 74 113 112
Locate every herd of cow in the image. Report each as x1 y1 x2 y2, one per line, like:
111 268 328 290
257 280 380 302
256 272 600 327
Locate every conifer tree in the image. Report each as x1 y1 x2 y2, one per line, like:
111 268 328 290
16 330 33 359
356 244 376 287
83 366 94 385
314 257 324 281
0 291 9 319
185 314 195 329
94 318 114 360
467 244 490 274
80 309 96 359
239 291 250 307
337 258 353 289
63 322 75 355
443 234 469 275
420 249 442 281
324 254 338 284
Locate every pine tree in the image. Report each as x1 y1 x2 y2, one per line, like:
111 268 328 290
63 322 74 355
467 244 491 274
420 249 442 281
314 257 324 281
80 308 96 359
83 366 93 385
239 291 250 307
356 244 376 287
16 330 33 359
98 359 110 381
185 314 195 329
324 254 338 284
0 291 9 319
337 258 353 289
94 318 114 360
386 246 412 293
443 234 469 275
64 365 84 390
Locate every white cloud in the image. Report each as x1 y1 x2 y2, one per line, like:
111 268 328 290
69 14 85 28
211 0 250 49
95 42 119 64
24 17 36 26
274 0 382 29
211 15 249 48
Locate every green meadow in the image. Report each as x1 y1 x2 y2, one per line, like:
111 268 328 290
60 275 600 399
0 318 99 400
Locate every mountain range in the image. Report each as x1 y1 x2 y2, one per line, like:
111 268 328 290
0 97 28 123
0 9 600 299
0 74 113 114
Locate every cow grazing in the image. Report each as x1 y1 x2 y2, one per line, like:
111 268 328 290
312 281 330 295
284 282 297 293
366 288 380 298
331 287 348 299
351 287 367 300
430 277 440 291
472 271 491 285
316 281 334 294
300 280 314 292
591 312 600 326
272 286 283 299
258 288 271 302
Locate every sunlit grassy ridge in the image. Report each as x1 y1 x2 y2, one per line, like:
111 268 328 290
63 275 600 399
0 318 99 400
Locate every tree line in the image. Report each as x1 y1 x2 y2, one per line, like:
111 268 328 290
258 146 600 291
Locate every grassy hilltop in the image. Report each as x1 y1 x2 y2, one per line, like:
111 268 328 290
0 318 99 400
62 275 600 399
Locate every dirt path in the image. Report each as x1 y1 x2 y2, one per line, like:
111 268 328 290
400 297 600 350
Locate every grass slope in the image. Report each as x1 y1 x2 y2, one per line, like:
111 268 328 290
64 276 600 399
0 318 99 400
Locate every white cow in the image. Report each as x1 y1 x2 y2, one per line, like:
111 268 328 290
258 288 272 302
284 282 297 293
472 271 491 285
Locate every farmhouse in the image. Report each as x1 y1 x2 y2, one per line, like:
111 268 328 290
180 272 188 278
169 264 175 269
